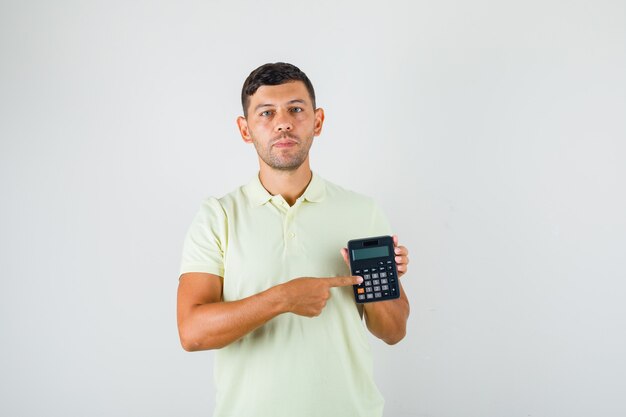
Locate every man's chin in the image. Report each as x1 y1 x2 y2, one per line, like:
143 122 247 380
262 151 309 171
263 156 307 171
269 162 304 171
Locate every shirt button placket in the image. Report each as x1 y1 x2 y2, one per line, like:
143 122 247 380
284 206 297 253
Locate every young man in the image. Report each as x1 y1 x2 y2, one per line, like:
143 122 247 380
177 62 410 417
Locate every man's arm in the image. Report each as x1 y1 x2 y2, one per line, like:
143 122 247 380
341 235 410 345
176 273 363 351
362 283 409 345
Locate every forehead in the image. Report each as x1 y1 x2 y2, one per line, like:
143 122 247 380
248 81 312 108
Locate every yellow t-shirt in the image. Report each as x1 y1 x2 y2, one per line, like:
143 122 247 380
180 172 392 417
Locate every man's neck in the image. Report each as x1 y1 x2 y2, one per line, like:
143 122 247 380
258 160 313 206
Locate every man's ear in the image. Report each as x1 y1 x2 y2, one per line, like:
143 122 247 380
237 116 253 143
313 108 325 137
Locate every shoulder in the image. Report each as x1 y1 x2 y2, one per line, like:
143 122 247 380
194 196 227 219
191 189 238 226
195 183 251 217
216 178 266 212
199 195 226 210
185 197 228 236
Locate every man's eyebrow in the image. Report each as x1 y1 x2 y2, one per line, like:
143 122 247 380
253 99 308 112
254 103 275 111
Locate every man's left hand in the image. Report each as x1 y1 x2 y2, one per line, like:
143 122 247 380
340 234 410 344
340 234 409 278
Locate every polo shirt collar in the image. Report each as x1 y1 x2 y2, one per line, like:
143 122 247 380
301 172 326 203
245 172 326 206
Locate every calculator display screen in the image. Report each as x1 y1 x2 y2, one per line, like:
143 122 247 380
352 246 389 260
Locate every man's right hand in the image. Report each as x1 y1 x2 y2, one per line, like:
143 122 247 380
278 276 363 317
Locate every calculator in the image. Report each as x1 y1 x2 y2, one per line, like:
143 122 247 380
348 235 400 303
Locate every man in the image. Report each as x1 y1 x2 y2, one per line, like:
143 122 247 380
177 62 410 417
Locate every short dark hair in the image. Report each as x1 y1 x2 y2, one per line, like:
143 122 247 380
241 62 316 116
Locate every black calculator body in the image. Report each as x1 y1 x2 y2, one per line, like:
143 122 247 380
348 235 400 303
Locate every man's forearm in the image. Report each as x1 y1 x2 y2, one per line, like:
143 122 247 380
179 286 286 351
363 283 410 345
178 275 362 351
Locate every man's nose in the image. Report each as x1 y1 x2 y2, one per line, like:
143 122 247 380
274 111 293 132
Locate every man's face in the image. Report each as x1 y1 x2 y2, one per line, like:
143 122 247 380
237 81 324 171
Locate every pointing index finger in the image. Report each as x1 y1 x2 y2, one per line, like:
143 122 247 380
325 275 363 287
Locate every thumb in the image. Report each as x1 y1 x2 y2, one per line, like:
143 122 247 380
340 248 349 266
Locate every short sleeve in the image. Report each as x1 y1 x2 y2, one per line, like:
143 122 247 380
179 197 228 277
369 201 393 237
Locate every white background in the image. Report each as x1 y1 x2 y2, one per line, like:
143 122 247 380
1 1 625 416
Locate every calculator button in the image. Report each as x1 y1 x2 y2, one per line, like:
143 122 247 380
365 287 372 293
364 280 372 286
379 261 384 265
374 292 382 298
366 293 374 299
379 267 385 272
372 279 380 285
354 270 361 275
363 269 369 273
363 274 370 280
386 260 392 264
373 286 381 292
372 273 379 279
382 284 389 290
357 288 365 294
381 278 388 284
358 294 365 300
380 272 387 278
387 265 393 270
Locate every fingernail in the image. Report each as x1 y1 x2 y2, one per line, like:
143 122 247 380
356 276 363 284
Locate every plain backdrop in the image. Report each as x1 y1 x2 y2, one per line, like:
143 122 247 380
1 1 625 416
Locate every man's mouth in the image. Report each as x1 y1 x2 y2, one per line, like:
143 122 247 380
272 135 299 148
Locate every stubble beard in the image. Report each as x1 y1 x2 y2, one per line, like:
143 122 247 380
253 134 313 171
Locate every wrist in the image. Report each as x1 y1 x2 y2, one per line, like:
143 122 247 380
263 283 290 315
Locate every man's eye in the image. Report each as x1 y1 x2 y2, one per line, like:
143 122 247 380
260 110 273 117
291 107 303 113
